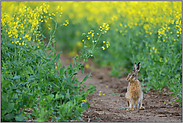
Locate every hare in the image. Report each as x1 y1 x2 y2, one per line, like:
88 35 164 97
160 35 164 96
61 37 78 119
125 62 145 110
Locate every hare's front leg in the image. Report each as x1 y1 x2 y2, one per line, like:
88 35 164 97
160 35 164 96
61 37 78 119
139 99 145 110
139 93 145 110
125 93 131 109
127 100 130 108
130 99 134 110
135 99 138 110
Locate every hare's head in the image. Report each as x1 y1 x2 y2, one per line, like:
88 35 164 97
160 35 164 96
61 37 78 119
126 62 141 82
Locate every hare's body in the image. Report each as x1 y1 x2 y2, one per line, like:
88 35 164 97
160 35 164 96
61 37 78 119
125 62 145 110
125 80 143 110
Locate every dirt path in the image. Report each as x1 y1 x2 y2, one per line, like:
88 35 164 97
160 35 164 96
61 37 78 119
60 54 182 122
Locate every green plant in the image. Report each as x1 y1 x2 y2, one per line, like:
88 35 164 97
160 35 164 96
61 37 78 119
1 3 110 122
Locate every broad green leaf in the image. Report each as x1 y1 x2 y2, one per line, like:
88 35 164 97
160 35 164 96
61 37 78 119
79 74 89 84
6 103 14 113
81 102 88 110
27 93 33 96
13 75 20 80
16 89 22 93
37 118 46 122
53 51 62 62
15 114 25 121
60 66 65 76
176 99 181 103
46 94 54 102
83 74 89 82
1 100 8 115
52 52 56 59
28 76 35 82
66 89 70 99
81 65 84 74
1 80 11 88
178 95 182 100
31 82 38 87
4 113 14 121
69 63 72 67
55 93 64 100
28 66 33 73
46 95 51 102
58 59 61 69
23 95 30 105
49 94 54 100
87 84 96 94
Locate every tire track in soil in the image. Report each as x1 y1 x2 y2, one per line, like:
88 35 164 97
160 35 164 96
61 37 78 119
60 54 182 122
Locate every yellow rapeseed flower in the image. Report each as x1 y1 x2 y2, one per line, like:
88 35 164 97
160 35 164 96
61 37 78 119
82 100 87 103
155 49 157 53
102 46 105 50
159 57 162 62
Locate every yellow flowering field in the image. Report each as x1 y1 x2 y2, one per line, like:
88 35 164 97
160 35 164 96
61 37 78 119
1 1 182 121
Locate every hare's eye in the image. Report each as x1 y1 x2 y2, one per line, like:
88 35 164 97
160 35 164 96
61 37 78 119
132 74 135 77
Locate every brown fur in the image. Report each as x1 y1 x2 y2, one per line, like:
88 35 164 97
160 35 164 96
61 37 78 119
129 80 141 100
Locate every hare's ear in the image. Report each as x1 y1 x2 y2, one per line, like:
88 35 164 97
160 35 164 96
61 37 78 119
136 62 141 71
133 62 136 72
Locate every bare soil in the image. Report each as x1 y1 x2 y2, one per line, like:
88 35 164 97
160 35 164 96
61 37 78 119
60 54 182 122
